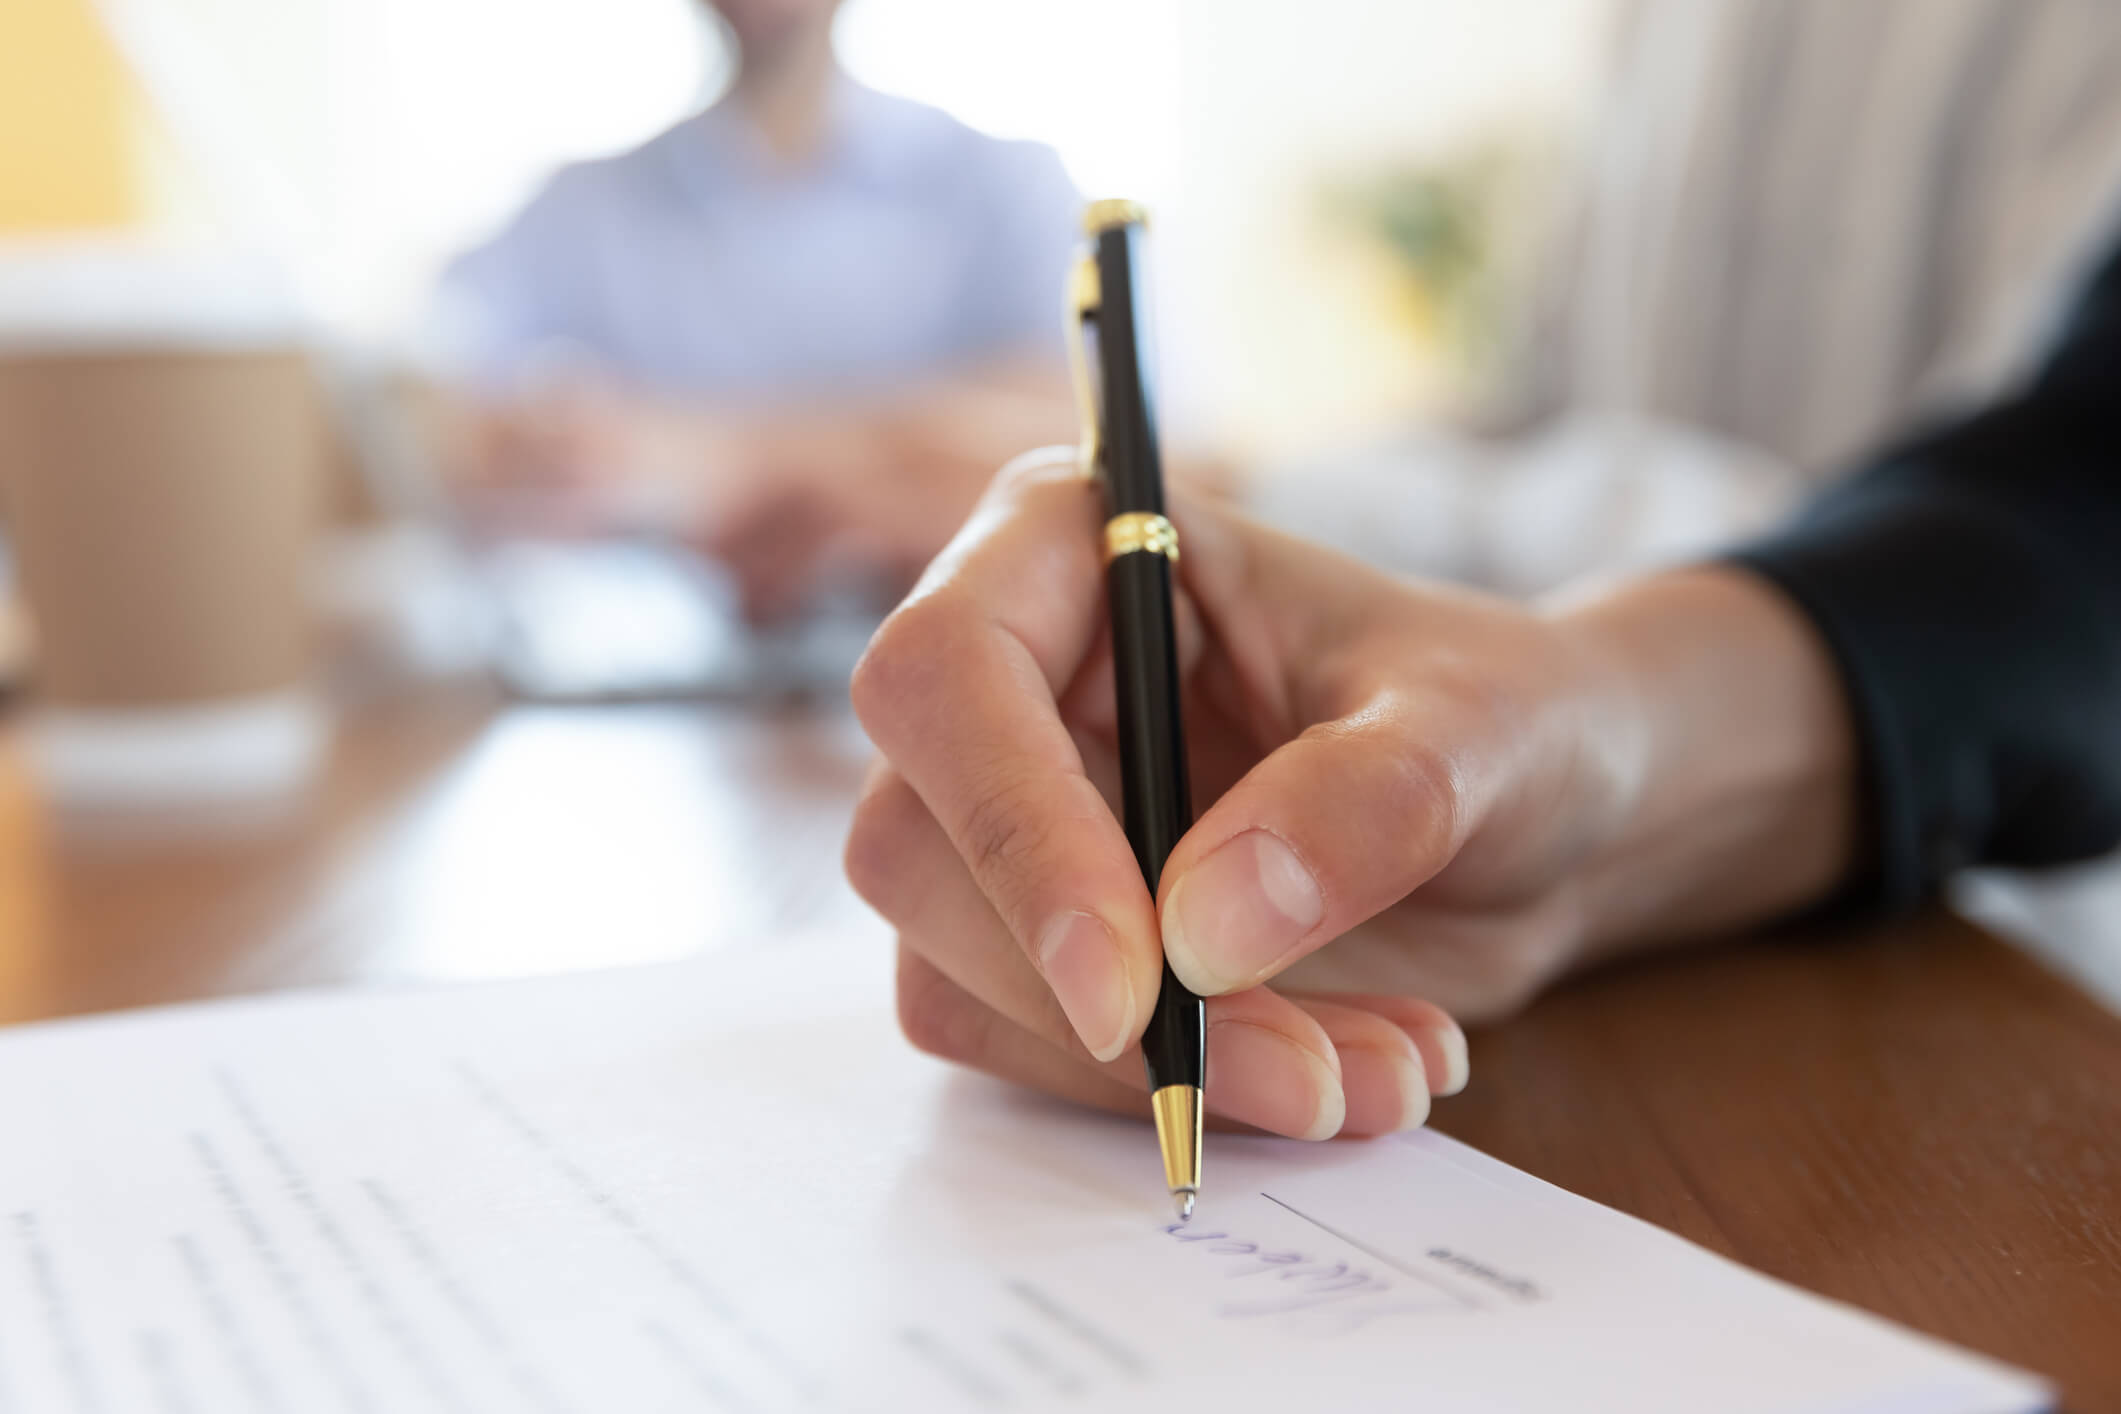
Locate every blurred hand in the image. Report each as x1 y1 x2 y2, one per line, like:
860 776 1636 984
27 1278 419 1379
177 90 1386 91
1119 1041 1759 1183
688 370 1085 624
439 369 1077 624
688 413 989 626
442 379 739 538
845 449 1855 1140
439 381 887 622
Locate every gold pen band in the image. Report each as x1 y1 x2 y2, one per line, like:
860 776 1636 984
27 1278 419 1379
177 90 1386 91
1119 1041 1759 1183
1104 512 1179 565
1150 1084 1203 1197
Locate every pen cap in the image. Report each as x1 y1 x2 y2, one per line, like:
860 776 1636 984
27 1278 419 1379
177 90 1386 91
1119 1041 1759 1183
1083 198 1149 236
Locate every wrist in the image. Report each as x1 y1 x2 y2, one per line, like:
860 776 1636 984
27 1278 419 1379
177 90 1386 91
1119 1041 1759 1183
1546 564 1860 955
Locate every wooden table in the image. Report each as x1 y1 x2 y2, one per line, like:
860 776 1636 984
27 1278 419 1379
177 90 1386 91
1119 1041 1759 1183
3 684 2118 1408
0 684 883 1021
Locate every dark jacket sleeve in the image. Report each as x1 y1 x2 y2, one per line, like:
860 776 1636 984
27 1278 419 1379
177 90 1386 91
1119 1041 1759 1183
1728 231 2121 914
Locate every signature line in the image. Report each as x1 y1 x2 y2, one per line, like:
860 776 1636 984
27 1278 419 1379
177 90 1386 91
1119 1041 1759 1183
1257 1193 1484 1310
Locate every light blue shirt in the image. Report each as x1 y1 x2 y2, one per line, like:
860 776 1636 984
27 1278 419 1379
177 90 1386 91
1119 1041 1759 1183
436 79 1081 397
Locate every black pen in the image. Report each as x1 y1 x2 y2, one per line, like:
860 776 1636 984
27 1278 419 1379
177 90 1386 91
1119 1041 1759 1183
1066 199 1205 1222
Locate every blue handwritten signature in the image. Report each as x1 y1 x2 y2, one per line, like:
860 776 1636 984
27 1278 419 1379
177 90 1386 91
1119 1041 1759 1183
1160 1216 1476 1335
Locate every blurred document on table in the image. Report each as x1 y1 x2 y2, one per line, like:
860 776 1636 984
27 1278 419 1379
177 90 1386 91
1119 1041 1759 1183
0 944 2044 1413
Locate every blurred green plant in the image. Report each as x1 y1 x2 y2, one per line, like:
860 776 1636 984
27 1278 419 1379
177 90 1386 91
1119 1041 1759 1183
1323 141 1527 396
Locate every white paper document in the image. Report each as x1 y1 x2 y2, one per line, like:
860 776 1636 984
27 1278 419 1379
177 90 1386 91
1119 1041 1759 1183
1 941 2047 1413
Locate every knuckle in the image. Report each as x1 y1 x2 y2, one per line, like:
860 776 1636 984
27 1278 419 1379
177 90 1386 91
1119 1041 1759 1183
1511 888 1590 1000
852 595 967 742
1377 731 1468 867
895 950 984 1062
995 445 1085 493
1462 958 1544 1021
1464 960 1551 1023
849 606 928 738
843 771 928 915
956 770 1063 895
1444 897 1586 1024
1304 703 1469 871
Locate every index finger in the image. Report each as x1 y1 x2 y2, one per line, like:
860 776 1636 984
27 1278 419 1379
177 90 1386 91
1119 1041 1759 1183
850 448 1163 1062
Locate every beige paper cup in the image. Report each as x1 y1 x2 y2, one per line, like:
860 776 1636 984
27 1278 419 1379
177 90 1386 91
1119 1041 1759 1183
0 244 330 809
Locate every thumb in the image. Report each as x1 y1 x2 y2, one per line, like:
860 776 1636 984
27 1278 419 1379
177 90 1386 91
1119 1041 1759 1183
1157 689 1481 996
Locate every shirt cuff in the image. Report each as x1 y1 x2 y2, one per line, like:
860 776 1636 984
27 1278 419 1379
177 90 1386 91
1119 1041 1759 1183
1727 478 2121 916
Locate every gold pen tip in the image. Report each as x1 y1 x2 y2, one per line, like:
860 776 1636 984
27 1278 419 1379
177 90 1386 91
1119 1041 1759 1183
1172 1189 1196 1223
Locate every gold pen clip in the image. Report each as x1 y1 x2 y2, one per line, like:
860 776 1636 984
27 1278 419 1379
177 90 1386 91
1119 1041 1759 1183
1066 201 1151 481
1065 251 1102 480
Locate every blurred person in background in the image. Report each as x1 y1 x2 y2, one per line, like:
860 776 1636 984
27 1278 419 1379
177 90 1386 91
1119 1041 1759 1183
1263 0 2121 598
431 0 1081 622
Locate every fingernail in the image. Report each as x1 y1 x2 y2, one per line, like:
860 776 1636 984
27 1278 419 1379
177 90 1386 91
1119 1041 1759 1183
1163 831 1324 994
1337 1047 1431 1134
1435 1025 1471 1097
1037 911 1134 1062
1208 1020 1345 1141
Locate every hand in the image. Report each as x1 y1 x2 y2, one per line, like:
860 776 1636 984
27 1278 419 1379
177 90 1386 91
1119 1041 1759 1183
688 414 977 625
438 366 1081 623
691 372 1079 623
440 379 738 537
846 449 1855 1140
